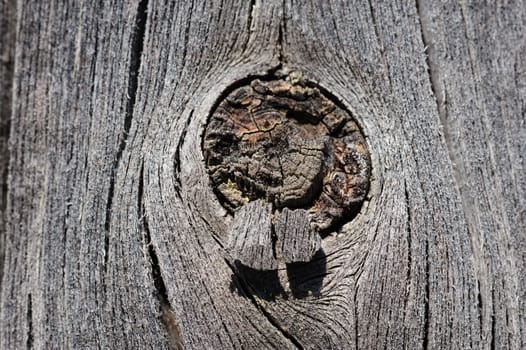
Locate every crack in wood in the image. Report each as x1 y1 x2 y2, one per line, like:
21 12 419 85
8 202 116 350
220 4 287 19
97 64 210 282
477 279 483 343
104 0 148 271
139 163 183 350
404 179 412 300
415 0 448 151
490 288 496 350
244 0 256 52
26 294 33 350
423 230 430 350
174 110 193 191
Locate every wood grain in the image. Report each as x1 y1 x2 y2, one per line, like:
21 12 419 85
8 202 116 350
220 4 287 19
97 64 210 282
0 0 524 349
418 1 526 347
227 200 277 270
1 0 173 348
275 207 321 263
0 0 15 290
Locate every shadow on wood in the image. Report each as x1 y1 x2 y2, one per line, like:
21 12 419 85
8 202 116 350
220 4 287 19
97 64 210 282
230 249 327 301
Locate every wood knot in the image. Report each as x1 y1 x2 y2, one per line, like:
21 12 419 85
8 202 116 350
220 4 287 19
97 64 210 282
204 74 371 234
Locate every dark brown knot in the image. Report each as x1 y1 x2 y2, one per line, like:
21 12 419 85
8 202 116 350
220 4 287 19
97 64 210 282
203 74 371 269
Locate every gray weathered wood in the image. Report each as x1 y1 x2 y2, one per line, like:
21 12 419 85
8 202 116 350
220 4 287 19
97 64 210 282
417 3 526 347
1 0 524 349
0 0 15 290
227 200 277 270
1 1 174 348
275 208 321 264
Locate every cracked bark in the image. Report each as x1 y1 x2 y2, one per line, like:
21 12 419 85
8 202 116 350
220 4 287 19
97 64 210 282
1 0 524 349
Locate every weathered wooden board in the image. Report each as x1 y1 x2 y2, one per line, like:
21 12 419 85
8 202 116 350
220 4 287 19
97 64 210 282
0 0 15 289
1 1 175 348
418 3 526 347
0 0 524 349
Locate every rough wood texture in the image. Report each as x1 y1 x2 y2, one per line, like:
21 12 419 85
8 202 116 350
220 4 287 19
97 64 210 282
0 0 15 289
275 208 321 263
1 0 524 349
227 200 277 270
1 1 174 348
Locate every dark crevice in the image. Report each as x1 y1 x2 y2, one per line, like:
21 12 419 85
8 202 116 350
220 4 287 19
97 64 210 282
26 294 33 349
246 0 256 38
139 163 182 349
477 280 483 338
367 0 381 54
277 14 285 65
404 180 412 295
403 180 416 349
176 0 193 80
144 221 170 306
0 0 15 134
286 110 320 125
123 0 147 142
270 218 279 261
423 230 430 349
490 289 496 350
225 259 304 350
174 110 193 191
104 0 148 268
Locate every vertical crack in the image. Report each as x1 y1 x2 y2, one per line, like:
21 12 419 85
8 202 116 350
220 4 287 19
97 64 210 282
277 5 285 65
139 164 183 350
247 0 256 34
423 230 430 350
415 0 462 193
123 0 148 140
104 0 148 267
490 289 496 350
174 110 193 192
477 280 483 337
404 180 412 293
239 0 255 54
415 0 446 129
26 294 33 349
